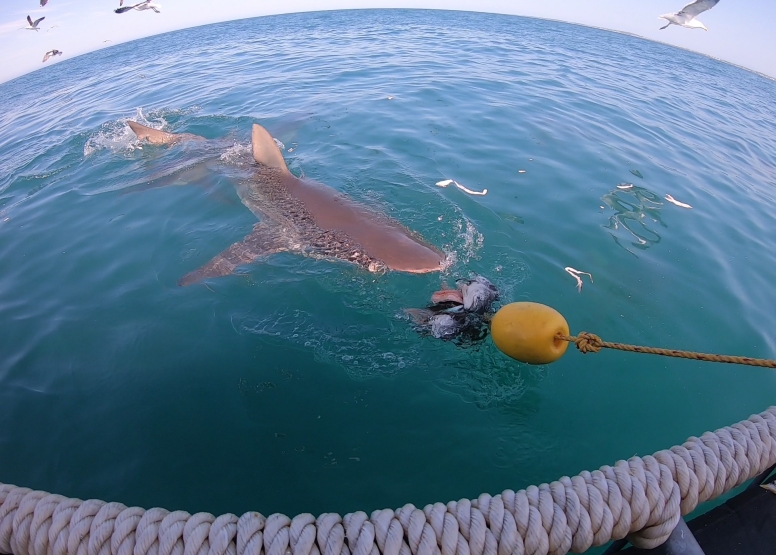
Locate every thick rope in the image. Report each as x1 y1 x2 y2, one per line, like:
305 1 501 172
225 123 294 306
2 408 776 555
558 332 776 368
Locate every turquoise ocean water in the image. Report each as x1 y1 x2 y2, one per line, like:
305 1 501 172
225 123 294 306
1 8 776 544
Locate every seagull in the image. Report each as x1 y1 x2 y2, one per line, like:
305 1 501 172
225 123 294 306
25 16 45 30
135 2 161 13
115 0 160 13
42 49 62 62
115 0 143 13
659 0 721 31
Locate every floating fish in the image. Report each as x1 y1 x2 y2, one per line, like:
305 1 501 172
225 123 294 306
664 194 692 209
406 275 499 340
564 267 594 293
435 179 487 196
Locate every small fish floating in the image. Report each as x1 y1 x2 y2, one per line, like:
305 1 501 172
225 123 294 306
564 267 593 293
665 194 692 208
436 179 487 196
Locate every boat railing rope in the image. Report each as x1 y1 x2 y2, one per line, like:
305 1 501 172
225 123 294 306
2 406 776 555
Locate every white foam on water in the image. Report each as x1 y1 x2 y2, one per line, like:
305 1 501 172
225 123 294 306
440 218 484 275
219 142 253 165
83 117 143 156
83 106 200 157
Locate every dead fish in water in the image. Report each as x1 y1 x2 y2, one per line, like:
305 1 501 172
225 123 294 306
405 306 473 340
405 275 499 341
459 274 500 313
430 288 463 304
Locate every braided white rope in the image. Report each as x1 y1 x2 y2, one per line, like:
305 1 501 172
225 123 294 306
2 407 775 555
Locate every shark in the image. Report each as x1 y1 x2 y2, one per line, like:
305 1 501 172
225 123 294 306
127 121 446 285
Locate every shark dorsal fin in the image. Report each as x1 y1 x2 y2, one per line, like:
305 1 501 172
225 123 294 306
252 124 289 174
127 121 179 144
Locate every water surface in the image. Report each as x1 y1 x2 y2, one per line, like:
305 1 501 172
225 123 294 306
1 9 775 538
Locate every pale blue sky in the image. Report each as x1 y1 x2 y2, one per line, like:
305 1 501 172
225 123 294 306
0 1 774 84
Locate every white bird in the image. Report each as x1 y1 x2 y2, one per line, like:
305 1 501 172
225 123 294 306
135 2 161 13
659 0 721 31
115 0 160 14
25 15 45 31
42 49 62 62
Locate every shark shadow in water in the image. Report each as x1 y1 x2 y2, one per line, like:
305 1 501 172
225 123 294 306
127 121 447 285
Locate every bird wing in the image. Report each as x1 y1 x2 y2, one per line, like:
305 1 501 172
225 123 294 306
114 6 134 13
27 15 34 26
678 0 720 18
34 17 45 26
40 0 49 6
42 51 52 62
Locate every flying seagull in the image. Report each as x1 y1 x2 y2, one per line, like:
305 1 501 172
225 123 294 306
135 2 161 13
42 49 62 62
659 0 721 30
115 0 144 13
25 16 45 30
115 0 161 14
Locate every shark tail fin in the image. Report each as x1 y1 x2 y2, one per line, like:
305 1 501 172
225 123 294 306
127 121 180 145
251 123 289 174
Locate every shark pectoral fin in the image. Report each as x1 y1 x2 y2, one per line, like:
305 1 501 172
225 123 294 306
150 161 213 189
178 223 286 286
251 124 289 174
154 160 214 186
121 160 214 195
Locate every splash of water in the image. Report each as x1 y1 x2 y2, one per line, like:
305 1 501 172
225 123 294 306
82 106 201 157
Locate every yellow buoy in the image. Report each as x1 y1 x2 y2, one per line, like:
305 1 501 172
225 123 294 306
491 302 569 364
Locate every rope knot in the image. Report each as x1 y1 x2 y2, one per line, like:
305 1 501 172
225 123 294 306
575 332 603 354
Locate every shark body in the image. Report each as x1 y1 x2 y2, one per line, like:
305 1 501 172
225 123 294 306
127 122 446 285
